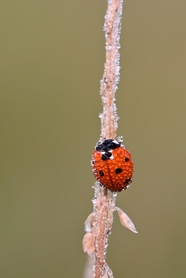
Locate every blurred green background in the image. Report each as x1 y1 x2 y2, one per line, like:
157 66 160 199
1 0 186 277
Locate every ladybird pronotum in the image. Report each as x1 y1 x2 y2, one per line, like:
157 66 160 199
91 139 134 192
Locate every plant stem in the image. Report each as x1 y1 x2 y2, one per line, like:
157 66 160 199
100 0 123 140
83 1 124 277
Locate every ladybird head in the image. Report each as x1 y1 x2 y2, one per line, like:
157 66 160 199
95 139 121 152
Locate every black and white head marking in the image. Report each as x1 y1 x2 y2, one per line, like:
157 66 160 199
95 139 120 152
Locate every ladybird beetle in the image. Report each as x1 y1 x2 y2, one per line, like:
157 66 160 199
91 139 134 192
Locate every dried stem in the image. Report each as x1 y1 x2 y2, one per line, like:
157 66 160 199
93 1 123 277
83 1 124 277
92 183 116 278
100 0 123 140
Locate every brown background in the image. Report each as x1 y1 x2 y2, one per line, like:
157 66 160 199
1 0 186 277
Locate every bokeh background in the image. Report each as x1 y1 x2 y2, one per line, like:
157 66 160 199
1 0 186 277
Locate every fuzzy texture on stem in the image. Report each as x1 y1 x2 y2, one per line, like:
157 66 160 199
92 183 117 278
94 0 123 276
100 0 123 140
83 1 124 277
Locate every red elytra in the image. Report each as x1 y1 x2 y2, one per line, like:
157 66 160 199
91 139 134 192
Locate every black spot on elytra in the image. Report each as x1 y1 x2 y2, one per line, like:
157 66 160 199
124 178 132 185
125 157 129 162
99 170 104 176
115 168 122 174
101 152 112 161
